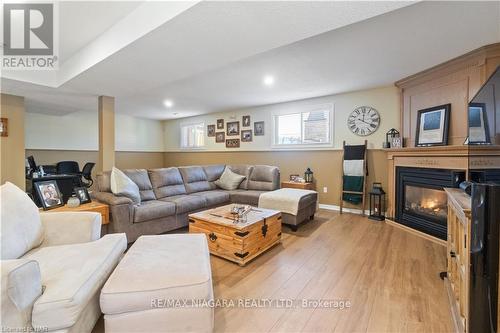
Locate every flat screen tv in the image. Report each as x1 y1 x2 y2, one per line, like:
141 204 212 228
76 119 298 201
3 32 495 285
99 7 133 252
467 65 500 333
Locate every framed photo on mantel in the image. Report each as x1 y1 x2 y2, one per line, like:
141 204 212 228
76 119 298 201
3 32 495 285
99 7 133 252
415 104 450 147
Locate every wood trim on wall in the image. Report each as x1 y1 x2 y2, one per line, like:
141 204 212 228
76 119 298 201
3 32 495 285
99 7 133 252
395 43 500 148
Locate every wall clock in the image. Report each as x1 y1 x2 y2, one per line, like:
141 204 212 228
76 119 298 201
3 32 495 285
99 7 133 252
347 106 380 136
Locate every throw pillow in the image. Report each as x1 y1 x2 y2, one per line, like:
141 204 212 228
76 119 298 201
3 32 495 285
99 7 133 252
214 167 246 190
111 167 141 204
1 182 44 259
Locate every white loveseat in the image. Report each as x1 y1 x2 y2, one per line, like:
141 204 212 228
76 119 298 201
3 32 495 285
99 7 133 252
0 182 127 333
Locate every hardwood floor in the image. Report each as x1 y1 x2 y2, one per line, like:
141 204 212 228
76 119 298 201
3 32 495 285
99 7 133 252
211 209 453 332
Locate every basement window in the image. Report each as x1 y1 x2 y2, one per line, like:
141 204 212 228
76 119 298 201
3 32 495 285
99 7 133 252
273 105 332 147
180 122 205 148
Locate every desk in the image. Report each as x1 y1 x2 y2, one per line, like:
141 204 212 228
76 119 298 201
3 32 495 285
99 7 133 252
40 201 110 225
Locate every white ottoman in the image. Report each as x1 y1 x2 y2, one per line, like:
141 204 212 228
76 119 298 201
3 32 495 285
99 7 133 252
100 234 214 333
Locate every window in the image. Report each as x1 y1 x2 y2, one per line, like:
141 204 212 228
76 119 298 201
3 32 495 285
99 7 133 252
181 123 205 148
274 107 332 146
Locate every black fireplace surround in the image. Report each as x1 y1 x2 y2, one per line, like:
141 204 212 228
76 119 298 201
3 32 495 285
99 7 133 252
395 167 465 240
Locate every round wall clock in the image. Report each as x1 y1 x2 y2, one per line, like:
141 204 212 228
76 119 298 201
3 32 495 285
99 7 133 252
347 106 380 136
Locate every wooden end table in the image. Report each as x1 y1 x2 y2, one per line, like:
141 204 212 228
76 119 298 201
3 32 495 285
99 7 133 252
281 181 314 190
41 201 110 224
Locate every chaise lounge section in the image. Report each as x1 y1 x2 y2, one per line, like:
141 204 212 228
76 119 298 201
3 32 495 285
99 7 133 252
93 165 280 242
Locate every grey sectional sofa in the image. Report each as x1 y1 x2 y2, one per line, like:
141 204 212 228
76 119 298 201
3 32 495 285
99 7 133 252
92 165 281 242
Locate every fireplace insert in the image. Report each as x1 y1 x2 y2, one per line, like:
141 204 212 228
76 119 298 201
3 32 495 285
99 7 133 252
395 167 465 239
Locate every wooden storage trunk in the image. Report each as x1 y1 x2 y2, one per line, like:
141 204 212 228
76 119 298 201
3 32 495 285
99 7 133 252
189 205 282 266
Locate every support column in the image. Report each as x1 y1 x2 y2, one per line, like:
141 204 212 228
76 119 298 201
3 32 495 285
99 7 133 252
0 94 26 190
98 96 115 172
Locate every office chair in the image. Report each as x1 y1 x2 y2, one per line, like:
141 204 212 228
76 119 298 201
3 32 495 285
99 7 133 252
80 162 95 188
56 161 80 175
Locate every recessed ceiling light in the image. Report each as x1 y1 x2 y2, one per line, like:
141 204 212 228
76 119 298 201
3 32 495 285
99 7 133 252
164 100 174 108
263 75 275 86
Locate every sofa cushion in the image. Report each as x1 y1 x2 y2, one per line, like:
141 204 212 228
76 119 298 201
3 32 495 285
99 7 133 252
27 233 127 331
179 166 211 193
228 190 267 206
202 164 226 189
123 169 156 201
111 167 141 205
160 195 207 214
247 165 280 191
192 190 230 207
214 167 246 190
96 171 112 192
149 168 187 199
133 200 176 223
227 165 254 190
1 182 44 260
100 234 212 315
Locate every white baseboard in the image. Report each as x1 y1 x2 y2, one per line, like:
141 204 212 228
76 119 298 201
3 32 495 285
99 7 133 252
318 204 370 216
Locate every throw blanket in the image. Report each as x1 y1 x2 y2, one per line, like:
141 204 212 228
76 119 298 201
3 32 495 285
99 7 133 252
342 175 364 204
343 160 364 176
259 188 317 216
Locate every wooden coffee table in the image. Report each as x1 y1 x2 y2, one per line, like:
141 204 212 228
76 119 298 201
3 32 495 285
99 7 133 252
189 204 282 266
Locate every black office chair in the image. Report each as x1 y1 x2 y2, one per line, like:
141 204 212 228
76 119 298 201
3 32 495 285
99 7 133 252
80 162 95 188
56 161 80 175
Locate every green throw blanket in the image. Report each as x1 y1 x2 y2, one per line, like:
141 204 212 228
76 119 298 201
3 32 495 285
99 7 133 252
343 175 364 204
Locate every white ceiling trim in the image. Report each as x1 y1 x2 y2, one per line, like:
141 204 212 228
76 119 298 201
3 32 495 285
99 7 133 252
1 1 200 87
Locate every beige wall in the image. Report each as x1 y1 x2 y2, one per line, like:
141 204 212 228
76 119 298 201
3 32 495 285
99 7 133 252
25 112 165 151
115 152 165 170
1 94 26 189
164 86 400 151
164 149 387 207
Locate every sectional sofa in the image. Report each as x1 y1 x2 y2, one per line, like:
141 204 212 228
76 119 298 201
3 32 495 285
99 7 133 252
93 165 282 242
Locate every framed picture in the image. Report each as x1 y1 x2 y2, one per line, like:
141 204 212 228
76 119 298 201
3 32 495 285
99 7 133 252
468 103 491 144
415 104 450 147
241 129 252 142
207 125 216 137
227 121 240 136
254 121 265 136
215 132 225 143
74 186 91 204
0 118 8 137
242 115 251 127
35 180 64 210
217 119 224 129
289 174 300 182
226 138 240 148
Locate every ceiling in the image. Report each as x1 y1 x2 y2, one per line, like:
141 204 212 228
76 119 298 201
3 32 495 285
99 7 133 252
2 1 500 119
59 1 143 63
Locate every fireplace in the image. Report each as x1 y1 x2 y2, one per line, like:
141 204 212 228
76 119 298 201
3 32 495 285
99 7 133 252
395 167 465 240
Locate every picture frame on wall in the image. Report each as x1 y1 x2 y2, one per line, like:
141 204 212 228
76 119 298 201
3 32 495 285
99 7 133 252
415 104 450 147
254 121 265 136
468 102 491 144
215 132 225 143
217 119 224 129
241 129 252 142
226 121 240 136
207 124 216 137
242 115 251 127
35 180 64 210
0 118 8 137
226 138 240 148
74 186 92 204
